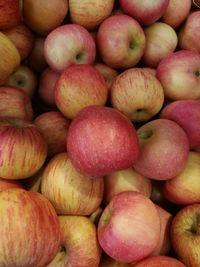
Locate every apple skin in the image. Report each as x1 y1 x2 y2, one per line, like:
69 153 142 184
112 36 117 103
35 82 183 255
5 65 37 98
119 0 169 26
0 0 21 30
161 151 200 205
0 32 20 86
143 22 178 68
47 215 101 267
55 64 108 119
44 24 96 73
0 117 47 179
0 177 23 191
178 11 200 54
156 50 200 101
67 105 139 177
100 253 131 267
22 166 44 193
69 0 115 30
96 14 146 69
0 86 33 121
160 99 200 152
133 255 186 267
98 191 160 263
23 0 69 36
41 152 104 215
111 68 164 122
89 207 103 226
161 0 191 29
133 118 189 180
103 167 152 205
2 22 35 61
170 203 200 267
34 111 71 159
0 188 60 267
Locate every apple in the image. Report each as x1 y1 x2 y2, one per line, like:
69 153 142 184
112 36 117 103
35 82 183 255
0 188 60 267
178 11 200 54
133 255 186 266
160 99 200 151
94 62 119 91
5 64 37 98
161 0 191 29
142 67 156 76
96 14 146 69
100 253 131 267
0 32 20 86
38 67 60 107
2 22 35 61
44 24 96 73
23 0 69 36
0 117 47 179
0 86 33 121
69 0 115 30
67 105 139 177
98 191 160 263
34 111 71 159
103 167 152 205
89 207 103 226
111 68 164 122
22 166 44 193
133 118 190 180
161 151 200 205
119 0 169 26
143 22 178 67
193 0 200 8
0 0 21 30
0 177 23 191
41 152 104 215
47 215 101 267
156 50 200 100
170 203 200 267
55 64 108 119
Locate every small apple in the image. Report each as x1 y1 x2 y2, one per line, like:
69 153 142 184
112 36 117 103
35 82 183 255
133 255 186 267
0 0 21 30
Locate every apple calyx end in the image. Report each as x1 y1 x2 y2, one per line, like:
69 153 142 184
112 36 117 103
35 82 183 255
138 129 153 140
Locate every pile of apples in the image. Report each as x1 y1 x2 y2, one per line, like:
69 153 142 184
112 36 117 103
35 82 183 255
0 0 200 266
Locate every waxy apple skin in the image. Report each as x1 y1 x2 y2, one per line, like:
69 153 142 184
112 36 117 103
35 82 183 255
67 105 139 177
0 188 60 267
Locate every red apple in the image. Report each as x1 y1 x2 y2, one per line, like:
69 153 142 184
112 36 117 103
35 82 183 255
55 64 108 119
170 203 200 267
44 24 96 73
119 0 169 26
96 14 146 69
133 118 190 180
143 22 178 67
133 255 186 266
34 111 71 159
23 0 69 36
156 50 200 100
111 68 164 122
0 177 23 191
98 191 160 263
41 152 104 215
0 117 47 179
0 188 60 267
0 0 21 30
47 215 101 267
0 86 33 121
69 0 115 30
67 105 139 177
5 65 37 98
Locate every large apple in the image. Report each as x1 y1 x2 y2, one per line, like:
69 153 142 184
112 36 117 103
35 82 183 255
0 188 60 267
156 50 200 100
69 0 115 30
98 191 161 263
44 24 96 73
23 0 69 36
55 64 108 119
0 0 21 30
170 203 200 267
111 68 164 122
133 118 189 180
41 152 104 215
96 14 146 69
133 255 186 266
143 22 178 67
67 105 139 177
119 0 169 26
47 215 101 267
0 117 47 179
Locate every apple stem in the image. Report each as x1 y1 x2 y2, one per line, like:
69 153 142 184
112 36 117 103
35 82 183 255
191 213 200 235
